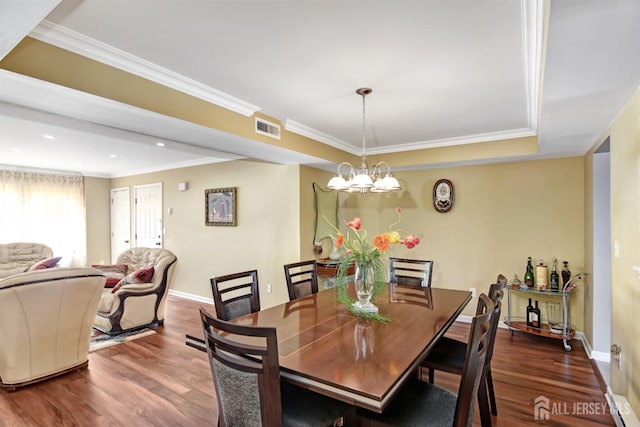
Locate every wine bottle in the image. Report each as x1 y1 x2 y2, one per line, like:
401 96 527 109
526 298 534 327
550 257 560 291
532 301 541 328
561 260 571 289
524 257 534 288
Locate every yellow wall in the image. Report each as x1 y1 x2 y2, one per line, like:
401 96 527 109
336 157 586 325
109 160 305 309
84 176 111 266
607 87 640 413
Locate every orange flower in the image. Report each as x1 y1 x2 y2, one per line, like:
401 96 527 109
335 233 344 247
347 217 362 230
373 233 391 252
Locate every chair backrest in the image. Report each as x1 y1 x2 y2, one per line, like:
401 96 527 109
485 282 506 367
210 270 261 321
199 307 282 427
453 293 494 427
388 257 434 288
284 260 318 301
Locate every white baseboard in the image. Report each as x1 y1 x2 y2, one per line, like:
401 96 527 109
592 350 611 363
168 289 213 304
606 387 640 427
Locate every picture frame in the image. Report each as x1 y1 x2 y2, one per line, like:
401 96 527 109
205 187 237 226
433 179 454 213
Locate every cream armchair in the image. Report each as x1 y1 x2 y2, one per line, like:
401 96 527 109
0 268 105 390
94 248 177 334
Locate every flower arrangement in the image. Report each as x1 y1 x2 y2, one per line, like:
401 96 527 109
330 208 420 321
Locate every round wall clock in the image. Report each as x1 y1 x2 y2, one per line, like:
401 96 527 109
433 179 454 213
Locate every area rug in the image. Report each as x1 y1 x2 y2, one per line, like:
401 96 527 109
89 328 156 352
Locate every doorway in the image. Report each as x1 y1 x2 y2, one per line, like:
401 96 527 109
592 141 611 382
134 183 163 249
110 187 131 263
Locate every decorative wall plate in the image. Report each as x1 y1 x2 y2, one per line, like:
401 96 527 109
433 179 454 213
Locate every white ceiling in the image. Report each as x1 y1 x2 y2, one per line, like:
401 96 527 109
0 0 639 177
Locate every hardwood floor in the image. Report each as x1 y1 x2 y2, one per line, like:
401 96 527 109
0 295 614 426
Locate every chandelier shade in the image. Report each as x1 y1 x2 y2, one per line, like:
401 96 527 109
327 88 401 194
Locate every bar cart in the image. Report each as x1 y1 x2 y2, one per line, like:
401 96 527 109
505 273 584 351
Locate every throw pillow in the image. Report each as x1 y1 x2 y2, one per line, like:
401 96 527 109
28 256 62 271
92 264 128 288
112 265 155 293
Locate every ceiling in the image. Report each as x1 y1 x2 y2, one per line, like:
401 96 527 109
0 0 639 178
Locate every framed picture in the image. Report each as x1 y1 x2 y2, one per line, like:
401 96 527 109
433 179 454 213
205 187 237 226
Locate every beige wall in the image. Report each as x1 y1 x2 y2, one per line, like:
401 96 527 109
607 87 640 413
335 157 586 324
84 176 111 266
109 160 304 309
89 156 586 327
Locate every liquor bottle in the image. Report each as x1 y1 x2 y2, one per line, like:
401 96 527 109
524 257 534 288
536 260 548 291
550 257 560 291
532 301 541 328
526 298 534 327
562 261 571 289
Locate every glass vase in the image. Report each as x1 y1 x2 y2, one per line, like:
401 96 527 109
354 261 379 313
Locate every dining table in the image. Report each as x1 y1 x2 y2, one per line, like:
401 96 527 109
186 283 472 414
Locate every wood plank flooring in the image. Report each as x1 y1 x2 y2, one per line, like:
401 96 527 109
0 295 615 426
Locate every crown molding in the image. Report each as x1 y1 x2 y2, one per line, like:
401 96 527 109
365 128 537 155
284 119 357 154
523 0 544 134
108 156 242 179
285 117 536 156
29 20 261 117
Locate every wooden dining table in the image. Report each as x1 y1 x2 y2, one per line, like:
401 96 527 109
187 283 472 414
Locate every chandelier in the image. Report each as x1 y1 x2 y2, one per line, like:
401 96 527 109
327 88 401 194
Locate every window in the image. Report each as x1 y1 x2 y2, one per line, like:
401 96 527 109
0 169 86 267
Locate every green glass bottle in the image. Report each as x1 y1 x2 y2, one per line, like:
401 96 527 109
524 257 534 288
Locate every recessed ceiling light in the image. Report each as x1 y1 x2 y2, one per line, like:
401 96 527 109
156 142 166 147
11 148 20 152
109 154 117 158
42 134 56 139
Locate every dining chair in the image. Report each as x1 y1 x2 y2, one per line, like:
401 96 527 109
210 270 260 321
356 294 494 426
199 307 348 427
283 260 318 301
388 257 434 288
421 282 506 427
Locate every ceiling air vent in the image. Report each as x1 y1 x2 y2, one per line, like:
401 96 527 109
255 117 281 140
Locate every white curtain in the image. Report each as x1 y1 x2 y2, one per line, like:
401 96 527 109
0 169 87 267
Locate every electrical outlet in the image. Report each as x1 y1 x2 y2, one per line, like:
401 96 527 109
266 283 272 293
470 287 476 298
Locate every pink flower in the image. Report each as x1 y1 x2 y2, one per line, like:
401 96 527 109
347 217 362 230
402 234 420 249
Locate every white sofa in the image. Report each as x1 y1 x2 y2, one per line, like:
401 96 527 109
0 242 54 278
0 268 105 390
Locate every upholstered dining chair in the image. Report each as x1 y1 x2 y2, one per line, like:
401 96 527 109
210 270 260 321
199 307 348 426
421 282 506 427
357 294 494 427
388 257 434 288
284 260 318 301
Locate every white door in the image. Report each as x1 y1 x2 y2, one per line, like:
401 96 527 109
134 183 163 249
110 187 131 263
